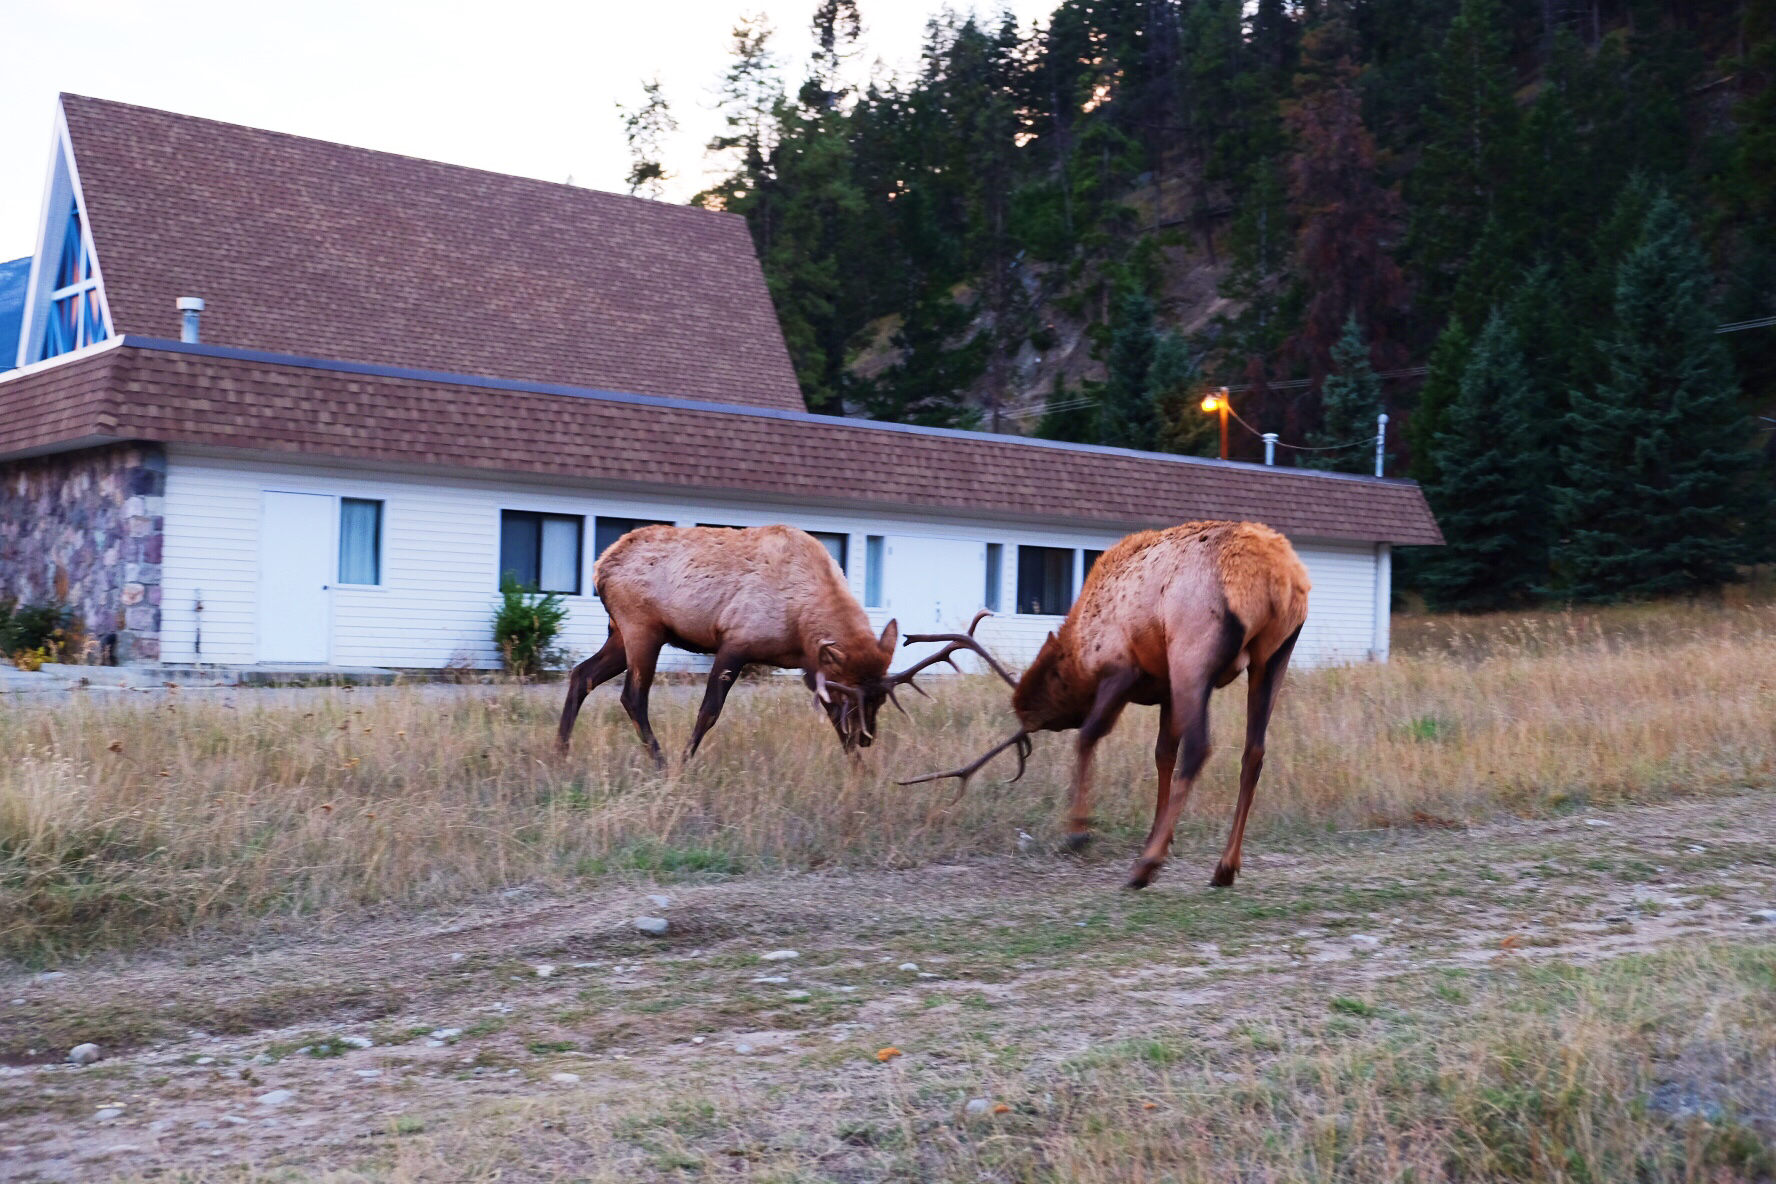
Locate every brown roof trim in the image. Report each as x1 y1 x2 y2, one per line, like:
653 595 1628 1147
0 340 1444 545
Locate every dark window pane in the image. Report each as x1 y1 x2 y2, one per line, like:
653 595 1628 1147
500 511 541 588
1083 550 1104 581
339 498 382 585
809 531 848 574
1017 546 1074 615
594 516 674 558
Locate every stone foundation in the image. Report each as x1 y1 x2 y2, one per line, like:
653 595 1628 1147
0 443 166 664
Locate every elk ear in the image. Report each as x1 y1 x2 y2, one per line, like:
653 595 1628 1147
877 618 899 655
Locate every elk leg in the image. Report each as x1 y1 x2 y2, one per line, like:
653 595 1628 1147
1142 698 1180 852
1064 668 1138 851
619 631 667 767
1211 625 1300 888
683 649 747 762
556 627 628 754
1127 674 1214 889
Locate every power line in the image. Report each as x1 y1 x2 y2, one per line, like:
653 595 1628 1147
1717 316 1776 334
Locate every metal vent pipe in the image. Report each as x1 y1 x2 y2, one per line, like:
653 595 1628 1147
176 296 205 343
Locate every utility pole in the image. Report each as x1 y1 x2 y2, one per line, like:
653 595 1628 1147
1201 387 1231 459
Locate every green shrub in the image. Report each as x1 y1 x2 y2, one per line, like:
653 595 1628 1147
0 598 81 667
491 576 568 677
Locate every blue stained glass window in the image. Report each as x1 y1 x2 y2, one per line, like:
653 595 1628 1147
38 198 107 361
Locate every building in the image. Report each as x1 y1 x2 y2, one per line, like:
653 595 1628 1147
0 95 1441 675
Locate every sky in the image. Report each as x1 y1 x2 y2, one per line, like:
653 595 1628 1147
0 0 1054 263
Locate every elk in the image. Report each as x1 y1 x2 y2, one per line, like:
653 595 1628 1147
556 524 1014 762
904 521 1310 890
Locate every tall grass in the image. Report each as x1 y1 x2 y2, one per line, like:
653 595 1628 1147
3 600 1774 960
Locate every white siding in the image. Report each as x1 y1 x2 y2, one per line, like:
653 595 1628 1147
160 449 1387 672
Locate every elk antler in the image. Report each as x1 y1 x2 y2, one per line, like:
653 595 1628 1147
898 729 1033 788
811 670 872 740
889 610 1018 691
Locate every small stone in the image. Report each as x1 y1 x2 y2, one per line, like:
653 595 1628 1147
760 949 799 962
1349 935 1382 948
1583 818 1611 828
1748 909 1776 924
550 1072 580 1084
533 964 557 978
339 1036 373 1049
647 893 672 908
784 990 811 1001
964 1098 993 1117
918 972 939 979
255 1089 295 1107
635 917 670 936
1687 845 1707 853
10 999 23 1006
430 1028 462 1040
353 1069 382 1078
751 975 789 984
95 1107 124 1122
36 971 66 982
692 1037 706 1045
194 1057 215 1066
734 1042 756 1055
68 1043 102 1065
898 962 919 972
424 1039 444 1048
220 1114 250 1126
449 952 466 963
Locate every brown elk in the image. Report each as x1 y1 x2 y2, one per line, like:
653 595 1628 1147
556 524 1014 761
904 521 1310 890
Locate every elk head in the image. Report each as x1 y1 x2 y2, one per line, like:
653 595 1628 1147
899 629 1084 788
808 611 1017 753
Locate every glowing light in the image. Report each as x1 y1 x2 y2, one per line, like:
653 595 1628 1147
1201 395 1222 413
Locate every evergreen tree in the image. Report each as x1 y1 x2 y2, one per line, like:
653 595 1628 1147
618 78 678 199
850 291 986 429
1418 310 1550 608
1097 289 1161 448
1152 332 1217 456
1407 316 1471 484
1305 314 1384 473
1036 375 1098 443
1555 196 1772 599
1407 0 1518 322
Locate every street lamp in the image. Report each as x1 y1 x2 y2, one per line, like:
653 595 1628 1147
1200 387 1230 459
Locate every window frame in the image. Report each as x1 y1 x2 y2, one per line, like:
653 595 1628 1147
42 200 107 359
808 531 849 575
593 516 674 560
864 535 885 607
499 509 585 595
984 543 1003 612
336 497 385 587
1016 545 1075 616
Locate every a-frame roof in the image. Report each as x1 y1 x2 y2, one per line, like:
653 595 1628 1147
57 95 805 411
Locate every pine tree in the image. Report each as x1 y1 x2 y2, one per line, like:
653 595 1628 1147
1152 332 1218 456
1407 0 1518 322
1305 314 1384 473
1036 375 1098 443
1418 310 1550 609
1097 289 1161 449
1407 317 1471 484
1555 195 1772 599
618 79 678 199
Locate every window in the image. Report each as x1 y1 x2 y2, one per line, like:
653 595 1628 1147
594 516 673 559
40 199 107 360
338 498 383 585
501 510 583 594
864 535 885 607
984 543 1003 612
1017 546 1074 615
696 522 742 529
809 531 849 574
1083 549 1104 581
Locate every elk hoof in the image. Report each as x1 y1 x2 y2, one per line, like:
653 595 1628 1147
1209 863 1238 888
1063 831 1094 854
1125 859 1161 890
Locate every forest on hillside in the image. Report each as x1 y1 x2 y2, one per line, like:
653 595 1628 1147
620 0 1776 604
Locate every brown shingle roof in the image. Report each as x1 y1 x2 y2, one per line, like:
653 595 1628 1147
61 95 804 411
0 341 1444 545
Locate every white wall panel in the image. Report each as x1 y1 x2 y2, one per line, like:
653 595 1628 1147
161 449 1386 672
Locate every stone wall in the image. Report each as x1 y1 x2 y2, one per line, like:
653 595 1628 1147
0 443 166 664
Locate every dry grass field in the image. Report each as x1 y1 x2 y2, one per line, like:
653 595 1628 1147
2 600 1775 1182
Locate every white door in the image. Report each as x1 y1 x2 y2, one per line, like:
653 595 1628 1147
258 491 333 663
882 536 988 671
